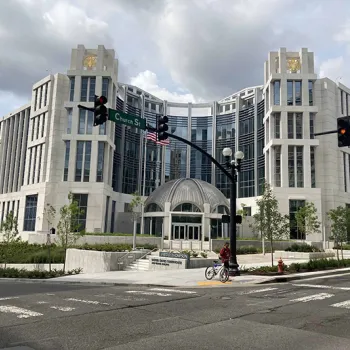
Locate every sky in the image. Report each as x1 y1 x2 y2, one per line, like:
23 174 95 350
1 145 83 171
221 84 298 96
1 0 350 116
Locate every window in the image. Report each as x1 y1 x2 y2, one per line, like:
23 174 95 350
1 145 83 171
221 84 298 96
89 77 96 102
44 83 48 107
83 141 92 182
347 94 349 116
23 195 38 231
69 77 75 102
274 113 280 138
41 113 45 137
287 81 293 106
344 152 347 192
72 194 88 231
288 113 303 139
341 90 344 115
104 196 110 233
34 89 38 111
289 200 306 239
63 141 70 181
32 147 37 184
239 170 254 198
67 109 72 134
288 146 295 187
308 81 313 106
287 81 302 106
96 141 105 182
296 146 303 187
75 141 84 182
311 147 316 188
78 110 93 134
173 203 201 212
102 78 109 98
309 113 315 139
110 200 116 233
145 203 162 212
99 123 106 135
295 81 302 105
36 115 40 139
38 86 42 110
274 146 281 187
80 77 88 102
37 144 43 183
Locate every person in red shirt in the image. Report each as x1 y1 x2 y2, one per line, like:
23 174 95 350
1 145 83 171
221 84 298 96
219 242 231 269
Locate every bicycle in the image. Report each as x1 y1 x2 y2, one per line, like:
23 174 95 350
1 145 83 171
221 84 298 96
205 260 230 283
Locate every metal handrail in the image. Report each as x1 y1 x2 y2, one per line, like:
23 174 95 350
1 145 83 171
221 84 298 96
136 247 158 268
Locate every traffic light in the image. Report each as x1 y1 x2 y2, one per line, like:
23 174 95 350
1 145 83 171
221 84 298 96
94 95 108 126
337 116 350 147
50 227 56 235
157 115 169 141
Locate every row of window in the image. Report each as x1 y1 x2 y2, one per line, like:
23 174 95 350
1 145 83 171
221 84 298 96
273 80 313 106
272 112 315 140
63 141 105 183
27 144 44 185
66 109 106 136
69 77 109 102
274 146 316 188
33 82 50 112
31 113 46 141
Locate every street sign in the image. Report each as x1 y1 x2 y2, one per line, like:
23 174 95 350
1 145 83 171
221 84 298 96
108 108 146 130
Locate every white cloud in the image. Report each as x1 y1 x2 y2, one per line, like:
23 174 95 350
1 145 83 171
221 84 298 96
319 56 350 85
130 70 203 103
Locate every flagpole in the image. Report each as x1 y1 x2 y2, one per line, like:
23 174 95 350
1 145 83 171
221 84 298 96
140 131 147 236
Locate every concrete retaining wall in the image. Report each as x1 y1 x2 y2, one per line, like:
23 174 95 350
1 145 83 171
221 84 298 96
28 234 162 247
64 249 148 273
189 259 217 269
148 256 187 270
0 263 64 271
275 251 335 260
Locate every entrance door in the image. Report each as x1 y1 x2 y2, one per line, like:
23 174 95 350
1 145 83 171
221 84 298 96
172 224 186 240
187 225 201 240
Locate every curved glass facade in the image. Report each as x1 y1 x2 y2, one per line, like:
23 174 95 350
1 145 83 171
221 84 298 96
112 85 265 200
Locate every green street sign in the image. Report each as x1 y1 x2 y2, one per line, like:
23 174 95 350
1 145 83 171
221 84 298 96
108 108 146 130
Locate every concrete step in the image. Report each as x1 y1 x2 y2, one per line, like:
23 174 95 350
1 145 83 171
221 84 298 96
125 259 150 271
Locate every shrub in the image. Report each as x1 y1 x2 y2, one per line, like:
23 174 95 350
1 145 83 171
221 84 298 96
237 246 261 255
191 251 199 258
0 267 82 279
285 243 321 253
334 244 350 250
200 252 208 258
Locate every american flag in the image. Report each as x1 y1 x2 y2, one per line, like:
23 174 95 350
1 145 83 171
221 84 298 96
146 132 170 146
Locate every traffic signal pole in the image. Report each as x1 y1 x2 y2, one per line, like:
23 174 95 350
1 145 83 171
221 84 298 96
313 130 338 136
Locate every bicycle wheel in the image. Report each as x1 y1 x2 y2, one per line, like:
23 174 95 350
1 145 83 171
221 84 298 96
205 266 216 280
219 267 230 283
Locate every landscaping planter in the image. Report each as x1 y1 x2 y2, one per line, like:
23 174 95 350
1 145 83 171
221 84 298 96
274 251 335 259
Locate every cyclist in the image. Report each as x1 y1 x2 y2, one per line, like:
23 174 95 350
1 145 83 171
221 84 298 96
219 241 231 269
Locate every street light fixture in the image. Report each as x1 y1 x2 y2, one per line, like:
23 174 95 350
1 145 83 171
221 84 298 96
222 148 244 276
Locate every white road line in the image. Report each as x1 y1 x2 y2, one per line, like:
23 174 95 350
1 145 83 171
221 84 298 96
290 293 334 303
0 305 43 319
65 298 110 306
331 300 350 309
292 283 350 291
0 297 19 301
294 272 350 282
37 301 49 304
50 306 75 312
238 288 278 295
149 288 197 294
126 291 172 297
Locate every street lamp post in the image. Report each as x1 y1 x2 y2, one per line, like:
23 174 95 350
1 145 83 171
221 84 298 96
222 147 244 276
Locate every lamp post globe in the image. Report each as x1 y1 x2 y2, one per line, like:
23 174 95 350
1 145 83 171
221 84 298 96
222 147 232 158
235 150 244 161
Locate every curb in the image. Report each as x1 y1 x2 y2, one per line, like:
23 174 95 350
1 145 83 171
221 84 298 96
258 268 350 284
0 278 178 288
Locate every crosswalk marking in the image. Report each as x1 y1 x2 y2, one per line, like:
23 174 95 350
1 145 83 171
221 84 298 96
238 288 278 295
0 297 19 301
331 300 350 309
292 283 350 291
50 306 75 312
290 293 334 303
65 298 110 306
148 288 197 294
0 305 43 319
126 291 172 297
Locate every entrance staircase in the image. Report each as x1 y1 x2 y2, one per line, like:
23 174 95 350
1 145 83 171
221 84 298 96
125 250 159 271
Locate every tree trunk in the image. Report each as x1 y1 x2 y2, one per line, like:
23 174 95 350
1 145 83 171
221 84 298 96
132 220 137 250
341 241 344 260
261 231 265 255
270 235 274 267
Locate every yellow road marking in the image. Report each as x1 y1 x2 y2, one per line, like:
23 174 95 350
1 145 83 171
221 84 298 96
197 281 233 286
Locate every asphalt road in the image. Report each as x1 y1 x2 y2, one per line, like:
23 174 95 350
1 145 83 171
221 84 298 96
2 274 350 349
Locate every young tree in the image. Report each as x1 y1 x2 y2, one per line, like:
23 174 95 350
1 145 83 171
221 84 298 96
237 203 247 238
250 182 289 266
327 206 350 260
295 201 321 239
129 192 144 250
0 211 20 268
57 192 85 271
43 203 56 272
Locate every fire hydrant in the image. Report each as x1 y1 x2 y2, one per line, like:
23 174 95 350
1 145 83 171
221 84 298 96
277 257 284 274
